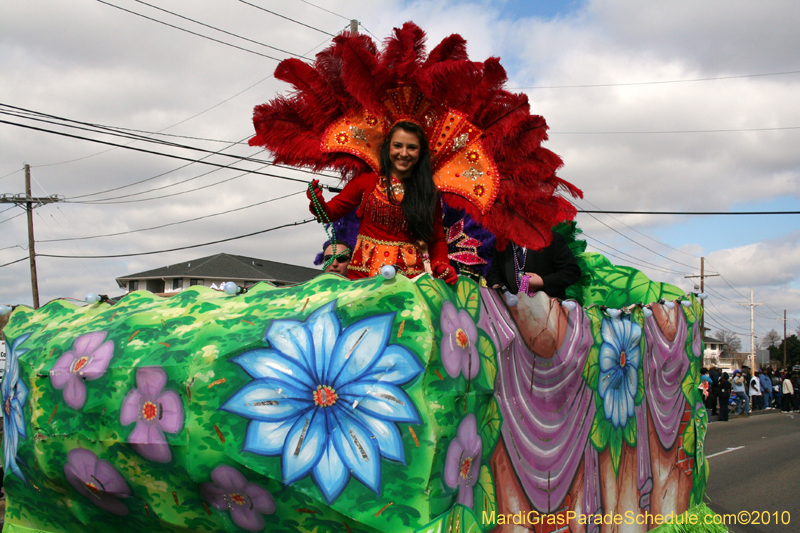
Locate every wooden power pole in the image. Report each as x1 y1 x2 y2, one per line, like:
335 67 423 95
0 164 63 308
684 256 719 336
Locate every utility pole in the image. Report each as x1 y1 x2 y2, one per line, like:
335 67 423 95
738 289 764 370
0 164 63 308
784 310 787 369
684 256 719 336
776 310 788 368
350 19 358 35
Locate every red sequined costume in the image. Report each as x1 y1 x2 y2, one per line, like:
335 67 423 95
313 173 448 279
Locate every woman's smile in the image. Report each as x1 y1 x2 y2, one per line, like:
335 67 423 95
389 129 421 179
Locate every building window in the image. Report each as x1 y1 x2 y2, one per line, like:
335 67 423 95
190 279 204 287
128 280 138 291
173 278 183 290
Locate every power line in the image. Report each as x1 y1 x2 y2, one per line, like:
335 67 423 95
577 209 800 215
0 118 322 188
30 34 334 169
38 190 305 243
579 211 696 272
0 211 26 225
554 126 800 135
297 0 350 21
96 0 283 61
0 257 28 269
0 168 23 181
582 233 690 276
236 0 335 36
37 218 315 259
514 69 800 89
1 103 340 183
68 136 254 200
71 151 269 203
575 198 701 259
131 0 311 60
357 22 381 41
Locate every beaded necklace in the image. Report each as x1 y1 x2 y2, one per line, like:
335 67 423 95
308 182 340 271
512 244 527 291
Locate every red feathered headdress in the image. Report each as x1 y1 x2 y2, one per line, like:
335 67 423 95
250 22 582 250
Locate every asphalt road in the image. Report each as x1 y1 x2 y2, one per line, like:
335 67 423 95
704 409 800 533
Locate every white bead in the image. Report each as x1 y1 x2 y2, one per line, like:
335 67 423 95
85 293 100 304
223 281 238 295
698 293 708 300
681 300 692 307
503 291 518 307
562 300 577 311
381 265 396 279
664 300 675 309
607 308 621 318
0 305 12 316
643 307 653 318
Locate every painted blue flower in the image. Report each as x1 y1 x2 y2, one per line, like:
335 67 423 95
221 301 423 503
2 333 31 481
598 318 641 428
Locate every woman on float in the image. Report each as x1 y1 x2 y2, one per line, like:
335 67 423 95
307 121 457 284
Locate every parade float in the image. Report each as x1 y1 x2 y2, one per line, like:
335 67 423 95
0 23 718 533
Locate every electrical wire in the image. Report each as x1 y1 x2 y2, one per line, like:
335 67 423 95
0 168 23 181
553 126 800 135
38 190 305 242
0 212 26 225
72 150 269 203
131 0 312 60
577 208 800 215
37 218 316 259
514 69 800 89
0 257 27 268
96 0 283 61
357 22 381 41
297 0 350 20
579 211 696 272
581 233 689 276
31 34 334 169
29 173 113 282
574 197 701 259
1 103 340 184
236 0 334 36
0 118 324 188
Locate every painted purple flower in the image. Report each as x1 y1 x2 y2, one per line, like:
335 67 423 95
64 448 131 515
443 413 482 508
120 366 184 463
440 300 479 379
50 332 114 409
200 465 276 531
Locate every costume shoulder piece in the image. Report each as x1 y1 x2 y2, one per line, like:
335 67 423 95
249 22 582 250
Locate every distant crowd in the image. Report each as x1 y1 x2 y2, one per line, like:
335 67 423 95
700 366 799 421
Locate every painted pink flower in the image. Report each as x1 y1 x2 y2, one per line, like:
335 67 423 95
440 300 479 379
200 465 276 531
64 448 131 515
50 332 114 409
443 413 482 509
120 366 184 463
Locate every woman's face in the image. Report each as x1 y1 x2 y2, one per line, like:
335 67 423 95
388 129 421 179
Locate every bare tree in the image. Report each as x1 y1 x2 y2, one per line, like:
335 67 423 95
761 329 781 349
715 330 742 358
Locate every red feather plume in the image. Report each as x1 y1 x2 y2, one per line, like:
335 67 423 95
249 23 582 249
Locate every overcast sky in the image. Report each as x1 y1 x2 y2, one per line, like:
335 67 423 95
2 0 799 352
